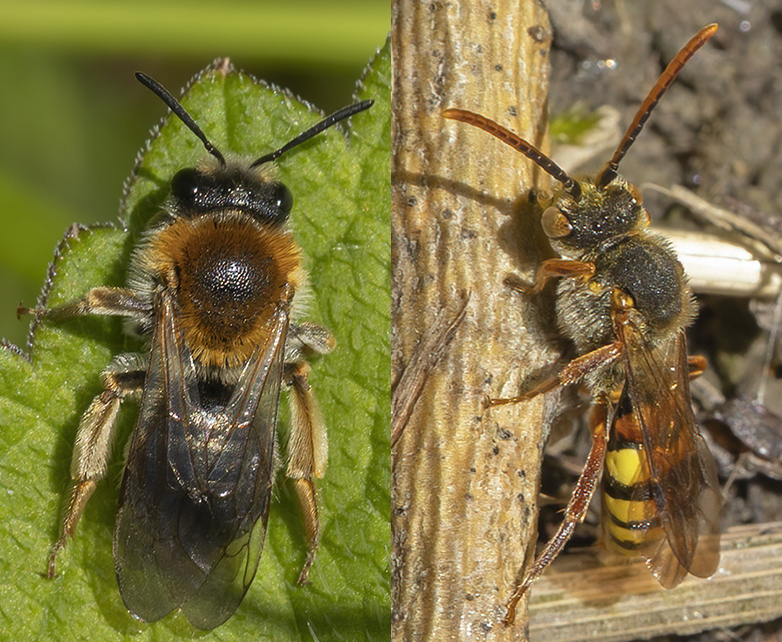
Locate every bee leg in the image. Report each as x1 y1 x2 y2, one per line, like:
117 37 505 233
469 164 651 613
504 401 610 626
284 360 327 584
688 354 707 378
288 322 336 357
291 478 320 584
18 287 148 320
47 355 145 579
526 258 595 294
488 340 623 407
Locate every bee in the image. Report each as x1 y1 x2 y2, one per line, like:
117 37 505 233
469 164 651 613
25 71 372 629
444 24 723 624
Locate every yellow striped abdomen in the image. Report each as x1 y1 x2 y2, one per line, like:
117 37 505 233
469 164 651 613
602 421 664 554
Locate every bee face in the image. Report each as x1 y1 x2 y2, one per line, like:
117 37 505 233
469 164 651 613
169 161 293 225
36 68 373 629
544 179 648 259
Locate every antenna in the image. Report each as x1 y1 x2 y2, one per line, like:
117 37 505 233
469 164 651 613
596 23 718 187
251 100 374 167
136 72 226 166
443 108 582 201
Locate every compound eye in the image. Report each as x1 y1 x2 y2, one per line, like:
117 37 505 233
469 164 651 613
170 167 201 203
627 183 643 205
270 182 293 222
541 206 572 239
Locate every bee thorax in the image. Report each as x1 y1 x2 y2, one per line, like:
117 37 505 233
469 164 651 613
149 215 301 367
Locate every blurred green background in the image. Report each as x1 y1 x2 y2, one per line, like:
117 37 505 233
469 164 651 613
0 0 389 348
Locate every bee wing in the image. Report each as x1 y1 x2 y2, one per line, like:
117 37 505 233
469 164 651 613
114 291 286 629
621 326 722 587
179 303 288 629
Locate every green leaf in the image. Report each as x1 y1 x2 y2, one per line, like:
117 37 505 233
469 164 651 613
0 43 390 641
549 104 603 146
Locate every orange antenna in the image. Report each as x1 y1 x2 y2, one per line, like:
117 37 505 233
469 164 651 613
597 23 718 187
443 108 582 201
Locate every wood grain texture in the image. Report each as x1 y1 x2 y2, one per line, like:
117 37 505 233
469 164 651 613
528 522 782 641
391 2 554 640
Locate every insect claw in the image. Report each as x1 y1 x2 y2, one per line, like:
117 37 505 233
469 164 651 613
502 275 534 295
297 556 315 585
46 543 63 579
486 395 526 407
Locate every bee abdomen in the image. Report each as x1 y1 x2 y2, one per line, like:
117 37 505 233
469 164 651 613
602 440 664 553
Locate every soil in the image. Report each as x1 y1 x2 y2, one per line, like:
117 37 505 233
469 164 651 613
548 0 782 215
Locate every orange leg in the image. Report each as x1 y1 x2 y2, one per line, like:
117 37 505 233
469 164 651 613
504 401 610 625
688 354 707 378
503 259 595 295
488 340 622 407
529 258 595 293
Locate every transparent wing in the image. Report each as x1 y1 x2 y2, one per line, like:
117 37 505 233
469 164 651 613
180 303 287 629
113 290 287 629
620 325 722 587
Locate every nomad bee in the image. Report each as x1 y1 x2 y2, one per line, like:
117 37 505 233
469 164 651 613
28 72 372 629
444 24 723 623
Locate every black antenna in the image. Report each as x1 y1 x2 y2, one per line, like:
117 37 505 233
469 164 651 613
443 108 582 201
251 100 374 168
135 72 227 166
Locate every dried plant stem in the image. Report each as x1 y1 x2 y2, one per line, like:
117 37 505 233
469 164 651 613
392 2 553 640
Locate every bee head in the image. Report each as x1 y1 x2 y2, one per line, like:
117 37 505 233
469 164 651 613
169 163 294 226
135 72 372 226
443 24 718 258
542 179 649 257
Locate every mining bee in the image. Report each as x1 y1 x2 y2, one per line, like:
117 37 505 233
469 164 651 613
444 24 723 624
24 71 372 629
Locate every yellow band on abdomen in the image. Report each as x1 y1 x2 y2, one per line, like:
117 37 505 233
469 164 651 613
605 446 648 487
